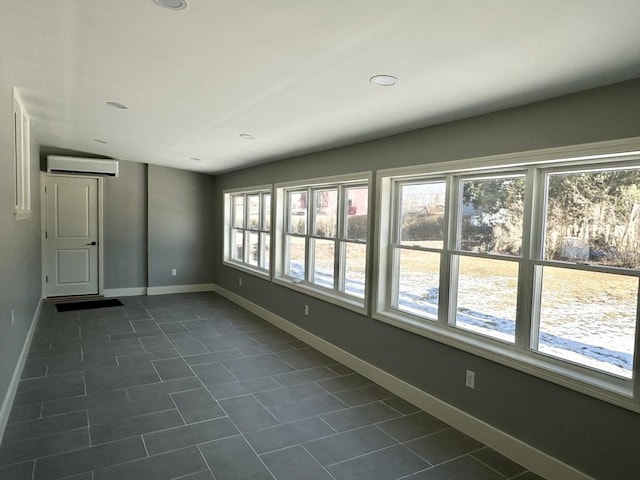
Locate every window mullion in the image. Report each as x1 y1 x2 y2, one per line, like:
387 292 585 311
514 167 537 351
441 174 457 326
336 186 346 292
305 188 312 283
528 169 550 351
243 193 249 264
256 194 262 267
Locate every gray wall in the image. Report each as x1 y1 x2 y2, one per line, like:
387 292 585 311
148 165 215 287
213 79 640 480
104 160 147 289
0 87 42 422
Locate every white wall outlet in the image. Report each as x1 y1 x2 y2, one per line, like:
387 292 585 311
171 268 177 276
11 309 15 326
304 305 309 316
238 277 242 286
465 370 475 389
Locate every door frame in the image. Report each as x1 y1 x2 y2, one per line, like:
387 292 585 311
40 172 105 299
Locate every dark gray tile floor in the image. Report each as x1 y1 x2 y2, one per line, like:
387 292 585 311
0 292 544 480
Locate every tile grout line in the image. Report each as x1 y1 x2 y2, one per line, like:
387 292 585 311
322 443 425 470
468 448 514 480
149 300 283 480
0 426 95 468
140 434 150 457
6 293 534 480
299 443 339 480
194 444 218 480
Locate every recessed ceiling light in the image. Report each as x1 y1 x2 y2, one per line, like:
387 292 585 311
370 75 399 87
189 157 201 162
93 138 108 144
239 133 255 140
151 0 188 10
106 101 128 110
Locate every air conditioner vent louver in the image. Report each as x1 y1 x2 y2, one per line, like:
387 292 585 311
47 156 119 177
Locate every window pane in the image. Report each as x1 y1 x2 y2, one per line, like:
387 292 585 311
286 235 305 280
288 191 307 234
455 256 518 343
536 267 637 378
231 230 244 261
544 168 640 268
314 189 337 237
233 196 244 228
460 176 525 255
343 242 366 298
261 233 270 270
247 195 260 230
396 248 440 320
263 193 271 231
248 232 259 266
312 238 335 288
400 182 446 249
346 187 368 241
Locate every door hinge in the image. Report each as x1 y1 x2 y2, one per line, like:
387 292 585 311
45 231 48 239
45 275 48 283
44 186 47 193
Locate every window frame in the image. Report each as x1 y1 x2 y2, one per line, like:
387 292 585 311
223 185 273 278
389 177 448 322
274 172 372 314
373 137 640 412
528 163 640 380
13 88 31 220
447 170 528 344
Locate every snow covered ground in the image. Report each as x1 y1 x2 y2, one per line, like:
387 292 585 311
292 262 634 379
397 272 634 378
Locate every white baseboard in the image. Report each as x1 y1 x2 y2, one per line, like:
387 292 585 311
103 287 147 297
0 299 42 444
212 284 593 480
147 283 214 296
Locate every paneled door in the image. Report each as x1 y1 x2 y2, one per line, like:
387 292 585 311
45 175 99 296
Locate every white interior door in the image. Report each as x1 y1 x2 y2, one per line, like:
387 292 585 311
45 175 99 297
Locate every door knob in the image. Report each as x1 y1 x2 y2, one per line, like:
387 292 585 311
86 241 97 246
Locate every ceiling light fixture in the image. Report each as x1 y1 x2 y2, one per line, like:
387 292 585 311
106 101 128 110
151 0 188 10
93 138 109 144
370 75 399 87
239 133 255 140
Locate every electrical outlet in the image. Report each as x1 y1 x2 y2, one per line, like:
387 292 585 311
238 277 242 286
465 370 475 389
171 268 177 276
11 310 15 327
304 305 309 316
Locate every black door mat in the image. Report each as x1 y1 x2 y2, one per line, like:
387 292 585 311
55 298 123 312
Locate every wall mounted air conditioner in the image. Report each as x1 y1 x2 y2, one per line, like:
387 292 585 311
47 156 119 177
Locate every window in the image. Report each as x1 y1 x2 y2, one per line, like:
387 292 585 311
13 88 31 220
224 187 271 276
451 174 525 343
392 180 446 319
532 166 640 379
375 140 640 411
275 174 370 312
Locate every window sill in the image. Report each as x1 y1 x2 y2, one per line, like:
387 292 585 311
222 260 270 280
14 208 31 221
373 308 637 413
273 276 367 316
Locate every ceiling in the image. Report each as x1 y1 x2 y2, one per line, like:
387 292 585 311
1 0 639 174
